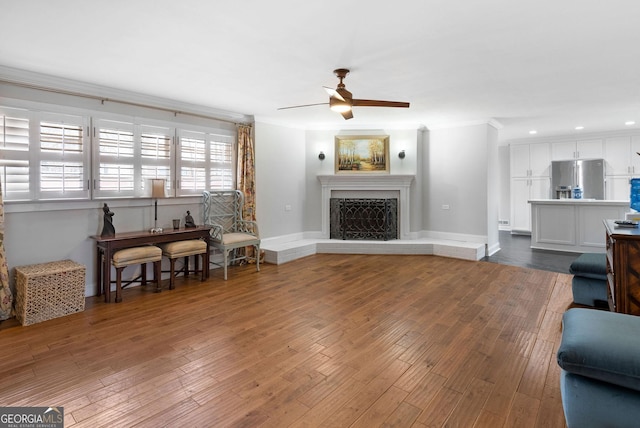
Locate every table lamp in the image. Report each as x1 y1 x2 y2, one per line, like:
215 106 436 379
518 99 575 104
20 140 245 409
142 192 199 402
149 178 166 233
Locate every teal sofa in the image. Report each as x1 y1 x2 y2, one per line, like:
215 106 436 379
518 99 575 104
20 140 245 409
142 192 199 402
557 308 640 427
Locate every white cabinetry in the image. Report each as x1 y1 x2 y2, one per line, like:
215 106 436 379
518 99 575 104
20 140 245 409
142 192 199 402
511 177 550 233
551 139 603 161
530 200 629 252
511 143 550 177
604 135 640 175
510 143 550 233
604 136 640 200
606 176 632 200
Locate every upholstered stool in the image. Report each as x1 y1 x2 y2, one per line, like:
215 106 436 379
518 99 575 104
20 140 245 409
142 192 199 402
159 240 208 289
111 246 162 303
569 253 608 308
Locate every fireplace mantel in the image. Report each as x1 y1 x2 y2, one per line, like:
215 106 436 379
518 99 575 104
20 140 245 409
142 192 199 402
318 174 415 239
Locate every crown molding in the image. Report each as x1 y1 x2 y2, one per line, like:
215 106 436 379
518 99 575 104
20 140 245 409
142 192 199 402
0 65 252 124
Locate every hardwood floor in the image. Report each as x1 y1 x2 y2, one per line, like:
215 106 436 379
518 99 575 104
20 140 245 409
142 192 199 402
483 231 580 274
0 254 571 427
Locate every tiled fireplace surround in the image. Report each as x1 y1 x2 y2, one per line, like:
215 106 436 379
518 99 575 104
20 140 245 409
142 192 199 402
260 174 485 264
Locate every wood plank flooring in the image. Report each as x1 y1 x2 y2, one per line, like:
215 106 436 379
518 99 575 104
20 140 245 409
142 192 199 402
0 254 571 427
482 231 579 274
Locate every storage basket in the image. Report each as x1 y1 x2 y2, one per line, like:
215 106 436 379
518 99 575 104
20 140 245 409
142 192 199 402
15 260 86 326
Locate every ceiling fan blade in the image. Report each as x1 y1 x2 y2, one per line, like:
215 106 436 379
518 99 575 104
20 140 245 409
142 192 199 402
278 102 329 110
351 99 410 108
323 86 345 102
341 110 354 120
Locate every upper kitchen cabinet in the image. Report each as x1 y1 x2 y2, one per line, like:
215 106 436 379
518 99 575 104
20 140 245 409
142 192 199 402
604 135 640 176
551 139 603 161
510 142 550 177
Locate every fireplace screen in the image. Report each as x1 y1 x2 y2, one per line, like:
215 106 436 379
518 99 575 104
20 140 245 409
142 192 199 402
330 198 398 240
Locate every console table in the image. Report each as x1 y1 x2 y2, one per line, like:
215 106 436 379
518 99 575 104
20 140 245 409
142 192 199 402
604 219 640 314
92 226 211 303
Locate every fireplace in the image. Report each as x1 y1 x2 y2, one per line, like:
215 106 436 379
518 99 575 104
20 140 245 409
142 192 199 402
318 174 415 239
330 198 398 240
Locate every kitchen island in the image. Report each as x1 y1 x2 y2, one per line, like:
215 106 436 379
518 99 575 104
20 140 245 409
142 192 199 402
529 199 630 253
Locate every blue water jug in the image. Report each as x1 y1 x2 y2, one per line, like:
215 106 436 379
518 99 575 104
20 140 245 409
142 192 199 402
573 187 582 199
631 178 640 211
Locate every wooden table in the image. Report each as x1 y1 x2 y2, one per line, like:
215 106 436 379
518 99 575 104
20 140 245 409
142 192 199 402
92 226 211 303
604 219 640 314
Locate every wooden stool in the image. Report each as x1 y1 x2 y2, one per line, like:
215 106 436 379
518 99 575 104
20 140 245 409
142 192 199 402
159 240 208 289
111 246 162 302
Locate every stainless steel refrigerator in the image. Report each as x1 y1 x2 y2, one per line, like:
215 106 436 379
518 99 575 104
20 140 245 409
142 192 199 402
551 159 605 199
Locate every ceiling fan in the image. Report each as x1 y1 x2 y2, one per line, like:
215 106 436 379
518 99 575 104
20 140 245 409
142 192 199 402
278 68 410 120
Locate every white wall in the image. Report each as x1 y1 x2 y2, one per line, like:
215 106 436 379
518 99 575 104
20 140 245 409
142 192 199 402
302 128 419 234
423 123 496 241
486 125 500 254
498 145 511 226
5 198 204 297
254 122 306 239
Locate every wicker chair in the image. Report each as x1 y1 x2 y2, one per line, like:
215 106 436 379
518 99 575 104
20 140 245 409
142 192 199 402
202 190 260 280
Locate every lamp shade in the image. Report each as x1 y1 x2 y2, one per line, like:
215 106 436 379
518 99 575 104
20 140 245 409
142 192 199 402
150 178 166 199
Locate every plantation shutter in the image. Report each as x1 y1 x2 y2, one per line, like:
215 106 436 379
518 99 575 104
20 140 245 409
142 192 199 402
95 119 135 198
176 128 235 196
209 133 234 190
140 124 172 196
0 108 30 200
177 129 207 196
38 112 89 199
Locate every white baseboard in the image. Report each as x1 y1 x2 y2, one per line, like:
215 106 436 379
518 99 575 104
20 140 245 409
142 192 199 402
261 231 487 265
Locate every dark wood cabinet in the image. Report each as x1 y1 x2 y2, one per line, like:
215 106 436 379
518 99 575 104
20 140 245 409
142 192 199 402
604 219 640 315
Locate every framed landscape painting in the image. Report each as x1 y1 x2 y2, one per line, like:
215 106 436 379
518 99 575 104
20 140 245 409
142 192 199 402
335 135 390 174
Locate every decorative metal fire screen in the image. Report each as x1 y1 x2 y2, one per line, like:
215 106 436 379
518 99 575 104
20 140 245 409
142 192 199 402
330 198 398 240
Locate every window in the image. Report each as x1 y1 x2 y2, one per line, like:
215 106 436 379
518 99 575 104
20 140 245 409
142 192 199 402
140 125 172 196
0 108 89 201
39 115 88 199
0 101 237 203
94 120 173 198
95 119 135 198
176 128 235 196
0 108 30 200
209 134 234 189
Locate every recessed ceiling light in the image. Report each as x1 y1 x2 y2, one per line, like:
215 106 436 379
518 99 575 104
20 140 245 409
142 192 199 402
626 121 636 126
575 126 584 130
529 130 537 135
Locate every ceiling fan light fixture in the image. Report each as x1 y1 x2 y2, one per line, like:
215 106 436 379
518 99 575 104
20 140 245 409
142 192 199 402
278 68 408 120
330 104 352 113
330 98 351 113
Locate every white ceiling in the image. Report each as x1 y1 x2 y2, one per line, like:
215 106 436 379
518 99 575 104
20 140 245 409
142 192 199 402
2 0 640 141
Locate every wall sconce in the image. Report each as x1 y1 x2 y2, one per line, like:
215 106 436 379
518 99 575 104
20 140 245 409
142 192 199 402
318 151 326 160
398 150 406 159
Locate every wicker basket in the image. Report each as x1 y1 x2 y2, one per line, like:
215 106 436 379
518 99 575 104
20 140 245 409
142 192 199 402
15 260 86 326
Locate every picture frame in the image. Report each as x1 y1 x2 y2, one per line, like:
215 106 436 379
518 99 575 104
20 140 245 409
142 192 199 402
335 135 390 174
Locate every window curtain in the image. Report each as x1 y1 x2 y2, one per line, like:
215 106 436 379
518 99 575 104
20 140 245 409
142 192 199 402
236 124 258 263
236 124 256 221
0 176 13 320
